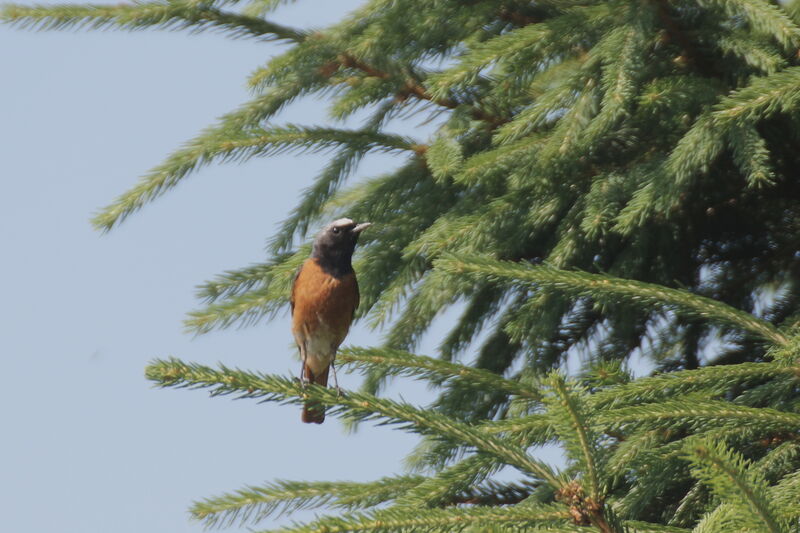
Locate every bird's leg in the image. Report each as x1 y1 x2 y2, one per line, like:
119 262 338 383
299 343 309 389
330 358 342 397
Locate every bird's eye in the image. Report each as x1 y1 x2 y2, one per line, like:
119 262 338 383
332 227 340 234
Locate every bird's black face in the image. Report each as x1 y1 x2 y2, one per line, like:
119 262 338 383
311 218 371 276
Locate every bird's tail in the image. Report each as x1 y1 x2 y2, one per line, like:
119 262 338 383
301 364 329 424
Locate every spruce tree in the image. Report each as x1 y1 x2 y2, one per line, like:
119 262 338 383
4 1 800 531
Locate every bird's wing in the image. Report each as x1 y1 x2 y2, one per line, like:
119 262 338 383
290 261 304 317
353 278 360 321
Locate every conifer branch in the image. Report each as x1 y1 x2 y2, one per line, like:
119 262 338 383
428 6 611 100
145 358 562 486
590 361 800 409
613 66 800 234
686 439 786 533
335 53 504 126
480 414 555 440
337 346 542 400
712 65 800 124
623 521 690 533
621 65 800 227
195 261 277 303
401 414 556 482
185 250 303 333
435 254 789 346
690 505 736 533
252 503 573 533
454 136 544 186
769 470 800 520
605 429 667 479
238 0 295 18
715 32 786 75
767 333 800 364
233 82 314 127
599 398 800 432
185 285 281 333
442 479 534 507
696 0 800 51
546 375 620 532
531 74 599 172
427 23 550 96
547 375 600 500
728 123 776 187
395 454 500 508
0 2 306 41
92 125 418 231
190 476 425 529
570 23 646 154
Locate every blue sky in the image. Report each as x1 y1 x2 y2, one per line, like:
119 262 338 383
0 2 445 531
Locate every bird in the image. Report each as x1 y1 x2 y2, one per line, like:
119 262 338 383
290 218 371 423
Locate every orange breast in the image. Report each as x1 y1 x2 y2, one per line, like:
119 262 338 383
291 258 359 350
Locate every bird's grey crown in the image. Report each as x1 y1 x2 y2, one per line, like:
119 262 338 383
328 218 355 229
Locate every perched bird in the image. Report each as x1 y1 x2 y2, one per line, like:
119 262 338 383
290 218 371 423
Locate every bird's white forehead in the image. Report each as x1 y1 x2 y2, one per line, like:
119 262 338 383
329 218 354 228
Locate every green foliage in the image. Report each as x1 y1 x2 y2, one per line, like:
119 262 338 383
1 1 306 40
191 476 426 529
145 317 800 531
685 439 786 533
10 0 800 531
435 253 789 346
90 124 419 231
337 346 541 400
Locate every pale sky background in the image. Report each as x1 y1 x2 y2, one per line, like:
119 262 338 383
0 2 572 532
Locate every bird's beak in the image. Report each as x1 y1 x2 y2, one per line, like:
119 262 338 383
353 222 372 234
